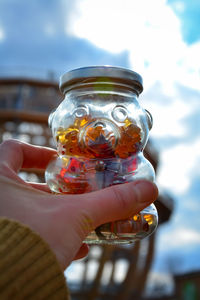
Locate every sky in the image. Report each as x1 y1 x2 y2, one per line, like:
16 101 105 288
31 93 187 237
0 0 200 294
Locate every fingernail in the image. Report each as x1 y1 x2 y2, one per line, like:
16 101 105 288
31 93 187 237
133 180 158 203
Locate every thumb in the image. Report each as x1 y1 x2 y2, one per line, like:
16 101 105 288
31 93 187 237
78 180 158 228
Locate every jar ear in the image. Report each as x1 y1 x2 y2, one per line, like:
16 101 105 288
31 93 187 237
145 109 153 130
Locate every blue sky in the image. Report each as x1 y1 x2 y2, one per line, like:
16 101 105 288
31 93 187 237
167 0 200 44
1 0 200 294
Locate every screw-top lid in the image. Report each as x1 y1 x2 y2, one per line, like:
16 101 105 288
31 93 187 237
60 66 143 95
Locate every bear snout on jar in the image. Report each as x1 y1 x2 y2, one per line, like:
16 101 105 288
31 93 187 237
80 119 120 158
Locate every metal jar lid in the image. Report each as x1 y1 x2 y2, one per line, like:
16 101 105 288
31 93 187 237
60 66 143 95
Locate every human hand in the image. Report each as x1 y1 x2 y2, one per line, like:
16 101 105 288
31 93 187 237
0 139 158 270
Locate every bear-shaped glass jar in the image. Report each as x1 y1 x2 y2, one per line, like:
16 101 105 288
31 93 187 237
45 66 158 244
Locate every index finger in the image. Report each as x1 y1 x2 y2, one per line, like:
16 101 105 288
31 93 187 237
0 139 56 173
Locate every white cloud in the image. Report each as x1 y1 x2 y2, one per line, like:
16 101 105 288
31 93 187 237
157 139 200 194
0 27 5 40
158 227 200 251
67 0 200 91
149 98 191 138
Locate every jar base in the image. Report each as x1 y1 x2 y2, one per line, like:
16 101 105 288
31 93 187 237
84 205 158 245
84 231 154 245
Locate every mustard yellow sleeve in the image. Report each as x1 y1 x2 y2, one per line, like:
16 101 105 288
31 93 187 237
0 218 70 300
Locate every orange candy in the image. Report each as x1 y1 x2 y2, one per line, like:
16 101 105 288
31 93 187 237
86 126 105 142
115 123 141 158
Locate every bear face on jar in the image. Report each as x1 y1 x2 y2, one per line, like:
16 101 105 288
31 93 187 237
49 75 153 160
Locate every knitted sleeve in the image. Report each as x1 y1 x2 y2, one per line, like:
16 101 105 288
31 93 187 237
0 218 70 300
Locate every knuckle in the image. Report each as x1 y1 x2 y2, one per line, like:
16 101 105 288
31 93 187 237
0 139 20 150
112 184 129 212
0 161 10 175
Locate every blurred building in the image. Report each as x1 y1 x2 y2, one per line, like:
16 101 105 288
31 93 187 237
174 271 200 300
0 77 174 299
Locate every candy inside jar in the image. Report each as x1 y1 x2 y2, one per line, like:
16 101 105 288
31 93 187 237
45 66 158 244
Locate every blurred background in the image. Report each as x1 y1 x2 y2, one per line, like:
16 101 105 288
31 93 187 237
0 0 200 299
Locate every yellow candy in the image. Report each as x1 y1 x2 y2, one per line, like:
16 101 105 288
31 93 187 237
133 214 141 221
144 214 153 225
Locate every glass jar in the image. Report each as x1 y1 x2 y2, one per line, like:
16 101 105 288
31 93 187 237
45 66 158 244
